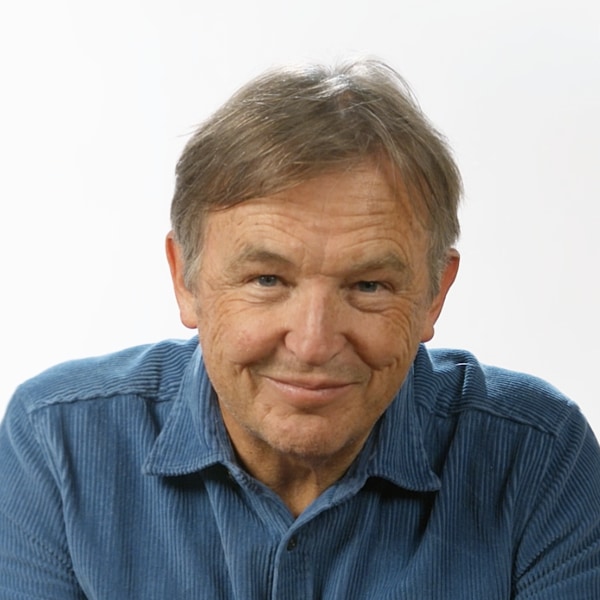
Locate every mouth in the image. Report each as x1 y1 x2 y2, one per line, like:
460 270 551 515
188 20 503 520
262 375 357 407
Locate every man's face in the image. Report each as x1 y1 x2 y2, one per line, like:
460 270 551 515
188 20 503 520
169 163 457 464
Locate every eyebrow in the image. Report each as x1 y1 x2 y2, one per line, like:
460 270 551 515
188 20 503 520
223 246 295 278
349 253 409 275
234 247 295 267
230 245 409 277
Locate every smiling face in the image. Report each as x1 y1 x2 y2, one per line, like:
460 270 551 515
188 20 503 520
168 163 458 468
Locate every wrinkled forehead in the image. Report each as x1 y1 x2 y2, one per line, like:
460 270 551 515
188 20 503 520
201 157 430 240
194 165 434 291
198 164 432 277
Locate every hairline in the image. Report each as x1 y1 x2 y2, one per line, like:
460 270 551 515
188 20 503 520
171 58 462 297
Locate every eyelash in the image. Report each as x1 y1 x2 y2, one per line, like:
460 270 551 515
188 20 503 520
255 275 281 287
353 281 384 293
253 275 388 294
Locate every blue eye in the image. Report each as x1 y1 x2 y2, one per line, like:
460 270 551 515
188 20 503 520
256 275 279 287
355 281 381 293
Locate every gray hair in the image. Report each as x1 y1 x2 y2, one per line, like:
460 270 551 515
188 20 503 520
171 58 462 293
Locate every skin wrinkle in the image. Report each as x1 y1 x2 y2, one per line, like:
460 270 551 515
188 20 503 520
167 162 458 516
184 159 432 290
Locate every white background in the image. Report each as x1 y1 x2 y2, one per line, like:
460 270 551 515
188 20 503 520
0 1 598 435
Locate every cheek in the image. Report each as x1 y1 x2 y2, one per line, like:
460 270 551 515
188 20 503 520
350 303 426 370
197 302 281 366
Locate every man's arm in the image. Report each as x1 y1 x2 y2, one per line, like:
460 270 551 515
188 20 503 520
0 390 86 599
513 406 600 598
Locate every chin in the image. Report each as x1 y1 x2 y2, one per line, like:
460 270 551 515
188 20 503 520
265 423 362 464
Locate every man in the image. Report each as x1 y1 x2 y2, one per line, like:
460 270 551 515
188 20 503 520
1 59 598 599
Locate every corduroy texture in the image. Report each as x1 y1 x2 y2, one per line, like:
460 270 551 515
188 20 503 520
1 338 599 599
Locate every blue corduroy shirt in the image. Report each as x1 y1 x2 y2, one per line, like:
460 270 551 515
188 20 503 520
1 338 599 598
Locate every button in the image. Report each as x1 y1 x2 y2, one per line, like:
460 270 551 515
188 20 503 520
286 536 298 551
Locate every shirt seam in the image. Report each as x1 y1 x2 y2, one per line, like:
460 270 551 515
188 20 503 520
0 506 79 582
24 389 176 415
415 398 565 438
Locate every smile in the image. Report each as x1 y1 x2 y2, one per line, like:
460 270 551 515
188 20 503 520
262 375 356 407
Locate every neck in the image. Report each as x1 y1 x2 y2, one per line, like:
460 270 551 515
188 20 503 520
218 401 373 517
240 449 359 517
223 426 368 518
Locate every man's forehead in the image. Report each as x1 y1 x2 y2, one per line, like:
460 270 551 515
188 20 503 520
194 161 431 269
198 198 429 283
231 244 410 272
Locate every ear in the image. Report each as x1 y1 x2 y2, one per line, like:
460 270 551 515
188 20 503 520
165 232 198 329
420 250 460 343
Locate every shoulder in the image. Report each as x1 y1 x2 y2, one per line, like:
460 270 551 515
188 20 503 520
414 345 582 436
13 337 199 414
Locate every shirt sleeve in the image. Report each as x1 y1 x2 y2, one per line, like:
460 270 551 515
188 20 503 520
0 390 86 599
512 405 600 598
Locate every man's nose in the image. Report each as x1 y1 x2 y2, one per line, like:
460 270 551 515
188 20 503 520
283 286 347 366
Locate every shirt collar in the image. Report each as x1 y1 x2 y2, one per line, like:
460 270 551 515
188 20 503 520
143 345 235 476
362 353 441 491
143 344 440 492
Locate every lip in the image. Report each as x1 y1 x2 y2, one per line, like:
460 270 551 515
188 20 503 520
262 375 356 407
